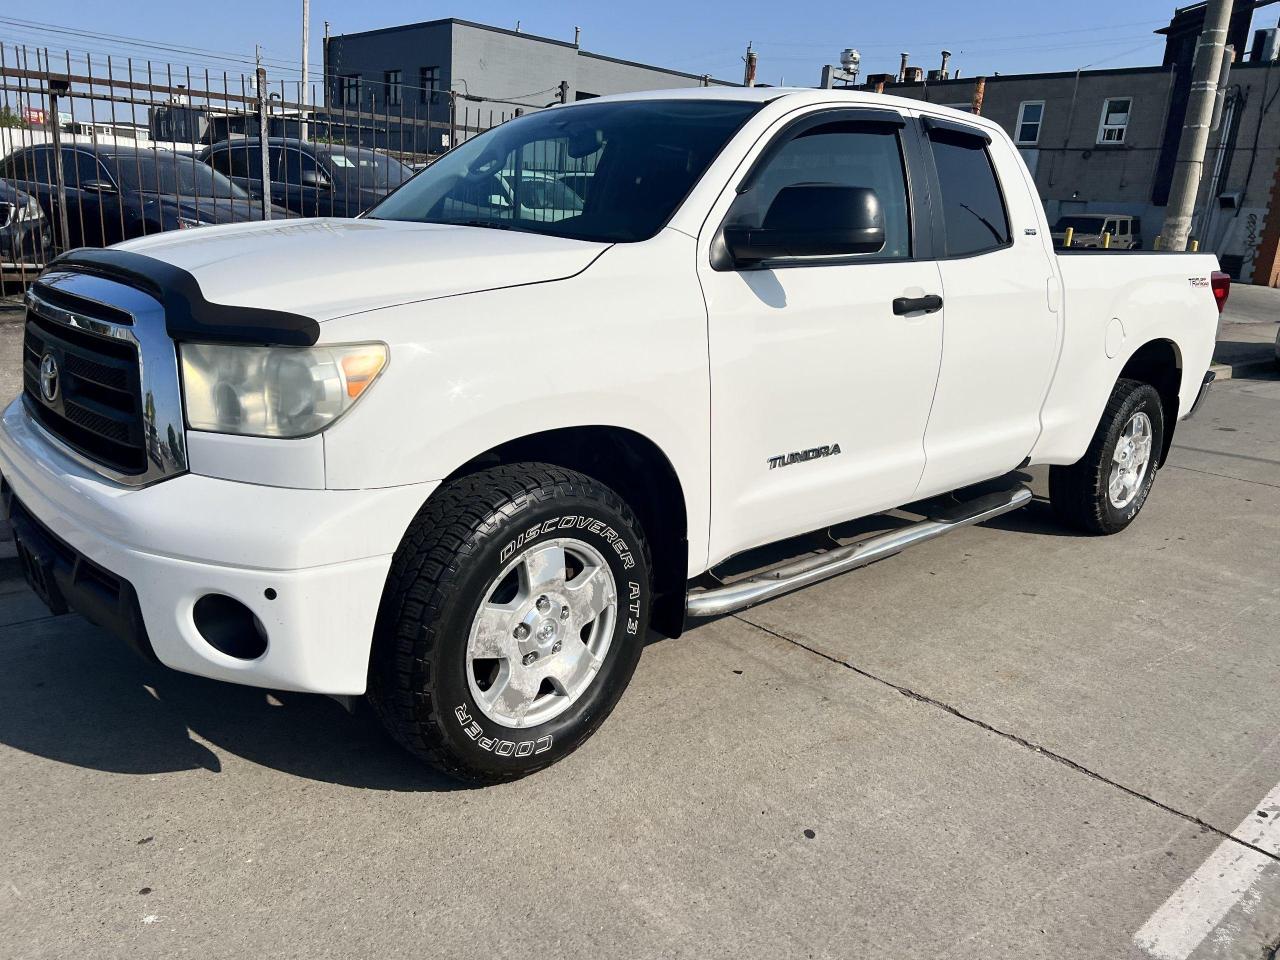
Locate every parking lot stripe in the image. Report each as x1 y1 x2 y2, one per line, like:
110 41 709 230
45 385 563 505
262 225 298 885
1133 782 1280 960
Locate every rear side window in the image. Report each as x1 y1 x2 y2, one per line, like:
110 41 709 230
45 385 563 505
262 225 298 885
928 131 1010 257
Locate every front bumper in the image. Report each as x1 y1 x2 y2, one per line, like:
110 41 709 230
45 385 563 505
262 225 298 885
0 397 437 695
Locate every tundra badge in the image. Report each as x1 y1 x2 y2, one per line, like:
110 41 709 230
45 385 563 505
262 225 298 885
768 444 842 470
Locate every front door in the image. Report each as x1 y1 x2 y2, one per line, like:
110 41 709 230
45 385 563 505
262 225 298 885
699 108 945 564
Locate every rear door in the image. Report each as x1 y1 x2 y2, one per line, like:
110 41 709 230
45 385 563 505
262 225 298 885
914 116 1060 497
698 106 946 562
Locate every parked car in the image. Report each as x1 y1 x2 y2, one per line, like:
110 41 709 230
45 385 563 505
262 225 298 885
1051 213 1142 249
2 90 1226 785
198 138 413 218
0 180 51 268
0 144 280 250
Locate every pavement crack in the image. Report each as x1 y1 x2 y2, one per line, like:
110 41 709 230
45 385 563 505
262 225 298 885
737 614 1280 865
1167 463 1280 490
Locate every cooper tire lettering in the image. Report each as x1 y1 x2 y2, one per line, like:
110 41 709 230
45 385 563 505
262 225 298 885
454 702 555 757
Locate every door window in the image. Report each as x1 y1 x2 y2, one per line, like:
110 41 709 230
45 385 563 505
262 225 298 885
63 149 110 189
726 118 911 260
225 144 264 180
206 147 235 177
276 148 324 185
3 147 54 184
927 129 1011 257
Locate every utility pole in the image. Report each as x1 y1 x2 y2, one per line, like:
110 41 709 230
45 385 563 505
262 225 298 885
1163 0 1234 251
255 47 272 221
47 77 71 251
300 0 310 141
743 42 757 87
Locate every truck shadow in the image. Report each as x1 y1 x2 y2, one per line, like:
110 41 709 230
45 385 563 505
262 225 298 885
0 612 470 791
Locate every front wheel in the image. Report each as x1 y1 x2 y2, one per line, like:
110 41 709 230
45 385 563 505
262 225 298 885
1049 378 1165 535
368 463 652 783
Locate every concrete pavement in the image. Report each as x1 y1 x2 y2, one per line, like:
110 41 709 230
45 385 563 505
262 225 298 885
1214 282 1278 378
1 355 1279 954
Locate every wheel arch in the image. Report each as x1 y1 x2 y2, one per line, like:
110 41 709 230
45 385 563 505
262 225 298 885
439 425 690 639
1117 338 1183 466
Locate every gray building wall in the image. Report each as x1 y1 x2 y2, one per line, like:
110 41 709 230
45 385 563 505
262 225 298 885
325 18 735 115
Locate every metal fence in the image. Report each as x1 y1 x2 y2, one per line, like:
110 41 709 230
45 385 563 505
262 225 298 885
0 43 520 300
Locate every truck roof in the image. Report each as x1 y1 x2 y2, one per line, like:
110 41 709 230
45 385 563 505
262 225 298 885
558 85 1000 132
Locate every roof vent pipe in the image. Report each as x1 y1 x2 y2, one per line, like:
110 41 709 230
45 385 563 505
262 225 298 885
898 52 910 82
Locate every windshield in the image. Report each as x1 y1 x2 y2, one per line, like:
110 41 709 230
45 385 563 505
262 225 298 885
113 152 249 199
323 148 413 191
1054 216 1108 233
366 99 761 243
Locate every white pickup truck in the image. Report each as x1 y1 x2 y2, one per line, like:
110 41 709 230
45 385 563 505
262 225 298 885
0 89 1228 782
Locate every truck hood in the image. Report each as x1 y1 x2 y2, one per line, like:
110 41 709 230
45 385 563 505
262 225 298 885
114 217 609 321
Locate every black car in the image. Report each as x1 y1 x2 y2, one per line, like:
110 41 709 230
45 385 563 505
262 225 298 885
0 179 52 269
0 143 279 250
199 138 413 218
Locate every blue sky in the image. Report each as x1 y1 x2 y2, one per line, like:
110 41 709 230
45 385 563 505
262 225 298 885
4 0 1274 91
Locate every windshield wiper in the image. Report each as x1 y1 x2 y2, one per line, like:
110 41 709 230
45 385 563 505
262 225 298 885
445 219 518 231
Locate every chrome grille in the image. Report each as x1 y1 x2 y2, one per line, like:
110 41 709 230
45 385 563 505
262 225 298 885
23 306 145 473
21 271 187 486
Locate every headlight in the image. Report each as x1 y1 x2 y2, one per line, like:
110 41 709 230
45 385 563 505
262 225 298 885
14 195 42 222
180 342 388 438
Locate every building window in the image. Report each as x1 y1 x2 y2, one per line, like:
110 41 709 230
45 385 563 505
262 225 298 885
384 70 402 108
1015 101 1044 144
1097 97 1131 144
340 74 361 108
419 66 439 104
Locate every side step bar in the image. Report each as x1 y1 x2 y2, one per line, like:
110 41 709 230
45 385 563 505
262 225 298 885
686 485 1033 619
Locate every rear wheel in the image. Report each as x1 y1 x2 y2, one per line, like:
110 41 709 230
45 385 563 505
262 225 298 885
1049 378 1165 535
368 463 652 783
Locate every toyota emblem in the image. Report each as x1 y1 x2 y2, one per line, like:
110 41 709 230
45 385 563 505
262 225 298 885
38 353 60 403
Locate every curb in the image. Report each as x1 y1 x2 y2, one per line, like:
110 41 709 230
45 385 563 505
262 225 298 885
1210 357 1278 381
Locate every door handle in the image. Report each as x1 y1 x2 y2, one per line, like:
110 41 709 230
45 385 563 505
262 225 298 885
892 294 944 316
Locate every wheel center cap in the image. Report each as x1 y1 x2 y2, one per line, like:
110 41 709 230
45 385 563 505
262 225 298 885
536 619 558 644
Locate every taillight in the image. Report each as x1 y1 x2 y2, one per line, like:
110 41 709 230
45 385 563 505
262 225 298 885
1211 270 1230 313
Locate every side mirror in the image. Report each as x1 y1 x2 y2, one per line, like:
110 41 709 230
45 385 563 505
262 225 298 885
720 184 886 268
299 169 331 189
81 179 118 194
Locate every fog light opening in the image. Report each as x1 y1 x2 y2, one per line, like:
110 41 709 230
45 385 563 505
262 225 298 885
193 594 268 660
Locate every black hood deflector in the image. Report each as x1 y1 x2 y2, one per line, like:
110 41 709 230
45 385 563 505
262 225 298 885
49 247 321 346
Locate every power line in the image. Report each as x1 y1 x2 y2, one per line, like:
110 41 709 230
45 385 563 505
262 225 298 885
743 18 1168 50
0 17 303 74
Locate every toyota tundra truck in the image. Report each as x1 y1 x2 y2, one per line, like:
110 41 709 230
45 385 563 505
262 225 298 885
0 89 1227 783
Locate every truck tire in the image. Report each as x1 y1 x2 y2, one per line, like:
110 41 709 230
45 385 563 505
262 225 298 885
368 463 652 783
1049 378 1165 535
